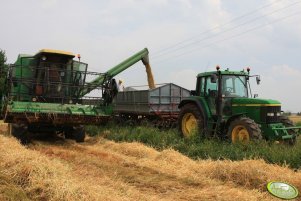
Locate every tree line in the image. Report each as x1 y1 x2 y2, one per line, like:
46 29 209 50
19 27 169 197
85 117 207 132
0 49 8 105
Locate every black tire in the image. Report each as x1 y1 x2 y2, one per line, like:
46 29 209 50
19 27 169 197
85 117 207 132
178 103 204 138
280 116 297 145
64 126 85 142
11 123 29 144
64 128 73 139
227 117 262 144
73 126 86 143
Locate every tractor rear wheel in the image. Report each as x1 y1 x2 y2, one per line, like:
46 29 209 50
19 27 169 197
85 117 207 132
178 103 204 138
280 116 297 145
227 117 262 144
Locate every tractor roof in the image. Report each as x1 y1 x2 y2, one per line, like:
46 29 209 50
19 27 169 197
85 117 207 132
35 49 75 58
197 69 249 77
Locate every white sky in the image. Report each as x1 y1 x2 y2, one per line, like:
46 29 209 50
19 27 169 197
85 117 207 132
1 0 301 112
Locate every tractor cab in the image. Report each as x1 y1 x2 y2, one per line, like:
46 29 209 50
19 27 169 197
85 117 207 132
195 67 253 117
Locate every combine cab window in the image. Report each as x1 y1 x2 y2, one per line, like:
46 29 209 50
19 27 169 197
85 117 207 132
222 75 248 97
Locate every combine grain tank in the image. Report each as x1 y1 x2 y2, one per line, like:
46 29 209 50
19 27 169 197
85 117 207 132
113 83 190 127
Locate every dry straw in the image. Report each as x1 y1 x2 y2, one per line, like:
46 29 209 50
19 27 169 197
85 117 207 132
0 135 300 201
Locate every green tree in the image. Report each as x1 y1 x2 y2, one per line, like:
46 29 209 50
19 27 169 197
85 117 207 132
0 49 8 103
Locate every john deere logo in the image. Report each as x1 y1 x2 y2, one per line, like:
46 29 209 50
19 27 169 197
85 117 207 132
267 181 299 199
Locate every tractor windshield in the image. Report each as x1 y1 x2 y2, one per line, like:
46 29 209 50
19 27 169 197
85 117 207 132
222 75 248 97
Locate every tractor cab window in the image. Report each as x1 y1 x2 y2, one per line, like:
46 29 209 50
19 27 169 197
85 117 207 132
222 75 248 97
200 77 205 96
196 77 206 96
205 76 218 97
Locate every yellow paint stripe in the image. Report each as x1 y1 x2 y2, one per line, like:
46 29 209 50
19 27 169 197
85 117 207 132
37 49 75 57
232 104 281 107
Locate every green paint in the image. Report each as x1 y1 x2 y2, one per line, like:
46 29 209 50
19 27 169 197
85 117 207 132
6 101 110 116
197 69 249 77
232 98 281 105
81 48 149 96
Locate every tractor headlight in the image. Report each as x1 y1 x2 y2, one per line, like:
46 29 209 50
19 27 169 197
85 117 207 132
276 112 281 116
267 112 274 117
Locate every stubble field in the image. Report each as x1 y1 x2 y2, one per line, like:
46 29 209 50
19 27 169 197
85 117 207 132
0 121 300 201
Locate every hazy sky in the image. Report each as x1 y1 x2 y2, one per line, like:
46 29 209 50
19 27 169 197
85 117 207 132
1 0 301 112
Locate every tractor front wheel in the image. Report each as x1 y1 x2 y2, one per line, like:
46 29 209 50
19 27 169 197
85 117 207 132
178 103 204 138
227 117 262 144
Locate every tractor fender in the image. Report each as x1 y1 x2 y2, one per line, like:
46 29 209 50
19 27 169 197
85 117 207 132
225 113 246 128
178 99 208 127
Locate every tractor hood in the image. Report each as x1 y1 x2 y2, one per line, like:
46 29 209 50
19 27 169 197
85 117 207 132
231 98 281 107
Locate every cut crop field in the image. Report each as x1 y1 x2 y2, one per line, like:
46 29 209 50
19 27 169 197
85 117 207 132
0 124 301 200
290 115 301 124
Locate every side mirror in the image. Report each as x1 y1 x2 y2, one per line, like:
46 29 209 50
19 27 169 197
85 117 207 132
211 74 217 83
256 76 261 85
190 90 196 96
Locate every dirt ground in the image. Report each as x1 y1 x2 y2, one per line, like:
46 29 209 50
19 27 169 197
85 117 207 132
0 123 300 201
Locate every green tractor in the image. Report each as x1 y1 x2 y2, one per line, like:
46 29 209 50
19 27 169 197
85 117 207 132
1 48 152 143
178 66 301 144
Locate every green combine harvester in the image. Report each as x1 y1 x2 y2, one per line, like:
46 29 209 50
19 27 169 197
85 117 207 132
178 66 301 144
0 48 152 143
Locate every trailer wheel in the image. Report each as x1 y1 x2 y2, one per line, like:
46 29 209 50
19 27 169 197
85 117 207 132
178 103 204 138
280 116 297 145
10 123 29 144
227 117 262 144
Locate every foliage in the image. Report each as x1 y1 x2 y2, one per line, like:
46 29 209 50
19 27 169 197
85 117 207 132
0 49 8 95
86 124 301 169
0 49 7 68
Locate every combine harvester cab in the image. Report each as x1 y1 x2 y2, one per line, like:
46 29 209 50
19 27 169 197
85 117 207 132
178 66 301 144
1 48 152 143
